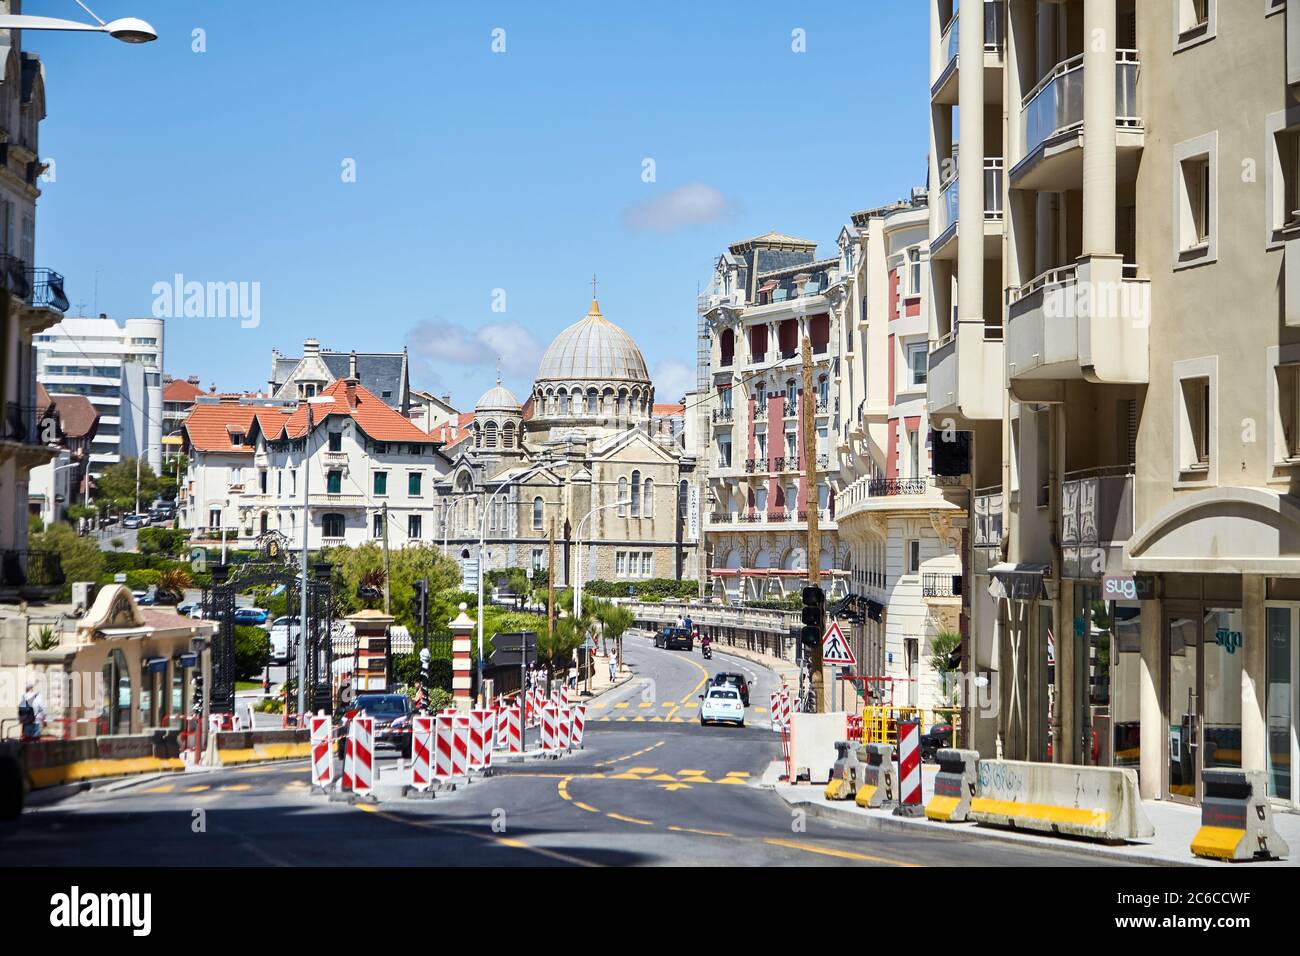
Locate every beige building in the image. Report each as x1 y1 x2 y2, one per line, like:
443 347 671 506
436 298 699 588
696 234 848 603
927 0 1299 812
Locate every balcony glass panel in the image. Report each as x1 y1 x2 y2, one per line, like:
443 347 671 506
1023 53 1140 160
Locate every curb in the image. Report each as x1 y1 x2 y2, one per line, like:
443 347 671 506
772 787 1205 867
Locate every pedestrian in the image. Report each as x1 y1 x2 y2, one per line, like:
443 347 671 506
607 653 617 683
19 679 45 740
567 664 578 691
675 613 685 629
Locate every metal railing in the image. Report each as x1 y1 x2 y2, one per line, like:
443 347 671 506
1022 51 1139 159
922 573 962 598
1 402 51 445
869 477 928 496
938 1 1006 78
0 550 65 589
712 407 734 423
27 268 69 313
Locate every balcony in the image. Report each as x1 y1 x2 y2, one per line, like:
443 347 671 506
932 1 1006 106
972 486 1003 574
712 407 734 424
835 474 951 521
752 405 768 423
922 572 963 601
1060 467 1134 579
927 323 1005 422
931 157 1004 261
0 549 64 600
1012 51 1142 191
1 255 69 335
1006 255 1149 390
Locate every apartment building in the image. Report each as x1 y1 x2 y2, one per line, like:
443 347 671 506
35 315 164 477
927 0 1299 812
698 233 848 603
0 18 68 597
834 195 965 713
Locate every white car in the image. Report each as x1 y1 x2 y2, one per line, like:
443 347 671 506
699 686 745 727
268 616 301 664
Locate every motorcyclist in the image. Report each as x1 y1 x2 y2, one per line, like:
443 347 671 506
700 631 713 658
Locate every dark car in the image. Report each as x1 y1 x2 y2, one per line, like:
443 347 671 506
653 626 693 651
920 723 953 762
337 693 412 758
711 672 751 707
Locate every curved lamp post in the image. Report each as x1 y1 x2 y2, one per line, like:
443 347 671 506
0 2 157 43
572 497 631 620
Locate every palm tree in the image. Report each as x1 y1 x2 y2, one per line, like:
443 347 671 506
594 602 634 659
155 568 193 605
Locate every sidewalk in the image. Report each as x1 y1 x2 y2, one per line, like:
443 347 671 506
764 761 1299 867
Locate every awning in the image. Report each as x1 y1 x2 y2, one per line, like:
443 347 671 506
987 563 1050 602
865 599 885 622
174 652 198 668
143 656 169 674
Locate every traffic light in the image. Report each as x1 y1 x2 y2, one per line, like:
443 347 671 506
800 585 825 648
410 578 428 622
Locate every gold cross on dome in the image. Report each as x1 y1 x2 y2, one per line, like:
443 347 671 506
591 274 598 299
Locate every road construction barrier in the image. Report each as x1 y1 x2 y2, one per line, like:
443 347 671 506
925 748 978 822
451 714 471 775
1191 769 1291 862
310 716 332 789
409 716 434 792
434 714 454 779
824 740 861 801
557 706 573 750
895 719 923 817
210 729 313 766
970 760 1154 842
350 716 374 796
789 712 849 784
570 704 586 749
469 708 493 771
770 687 791 732
342 730 355 790
855 743 896 809
495 705 522 753
540 703 558 752
847 715 862 742
21 732 186 789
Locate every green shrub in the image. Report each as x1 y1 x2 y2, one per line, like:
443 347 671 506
28 523 106 601
392 652 454 691
584 578 699 600
138 527 188 556
428 688 454 711
234 624 271 681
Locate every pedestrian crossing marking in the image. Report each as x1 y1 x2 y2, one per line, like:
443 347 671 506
184 785 210 793
637 702 654 708
659 783 693 791
615 702 630 709
140 784 175 794
725 771 751 778
645 773 678 781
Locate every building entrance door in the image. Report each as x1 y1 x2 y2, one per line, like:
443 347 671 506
1164 608 1201 804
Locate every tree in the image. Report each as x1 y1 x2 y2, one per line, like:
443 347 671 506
324 542 461 629
536 615 588 678
594 602 634 657
92 457 162 513
234 624 271 681
155 568 192 604
929 630 962 715
28 523 105 601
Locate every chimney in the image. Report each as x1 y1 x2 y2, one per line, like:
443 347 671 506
345 351 360 409
303 338 321 357
348 350 358 381
187 375 200 385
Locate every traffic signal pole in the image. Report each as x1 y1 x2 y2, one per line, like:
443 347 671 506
801 336 825 713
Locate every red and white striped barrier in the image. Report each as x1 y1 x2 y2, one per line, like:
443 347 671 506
495 705 522 753
434 714 455 779
556 705 572 750
896 719 922 815
770 688 793 732
342 730 355 790
410 715 434 792
350 716 374 797
469 708 494 771
310 715 332 788
570 704 586 749
540 702 558 752
451 714 470 776
847 715 863 742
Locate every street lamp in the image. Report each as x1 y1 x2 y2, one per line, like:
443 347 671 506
0 2 157 43
476 458 554 704
572 498 632 620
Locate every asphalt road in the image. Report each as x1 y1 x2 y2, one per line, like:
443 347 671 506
0 631 1133 867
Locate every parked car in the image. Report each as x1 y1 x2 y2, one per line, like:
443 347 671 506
698 686 745 727
176 602 198 617
711 671 751 707
234 607 269 626
920 723 953 762
336 694 412 758
268 616 301 664
121 513 146 529
653 626 693 651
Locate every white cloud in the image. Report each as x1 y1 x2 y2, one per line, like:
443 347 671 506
622 182 733 233
407 317 542 379
652 358 695 404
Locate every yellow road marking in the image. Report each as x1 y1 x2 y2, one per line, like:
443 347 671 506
607 812 653 826
557 778 573 801
626 767 657 774
140 784 175 794
645 773 678 781
221 784 252 792
183 785 211 793
574 801 600 813
615 702 630 709
677 769 706 775
669 825 733 837
659 783 693 791
637 702 654 708
763 838 921 867
724 771 751 778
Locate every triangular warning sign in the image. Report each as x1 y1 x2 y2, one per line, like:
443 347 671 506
821 621 856 666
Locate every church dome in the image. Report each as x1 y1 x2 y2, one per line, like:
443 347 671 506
476 382 521 411
536 300 650 384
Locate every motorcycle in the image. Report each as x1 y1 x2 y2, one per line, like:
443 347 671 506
701 643 713 660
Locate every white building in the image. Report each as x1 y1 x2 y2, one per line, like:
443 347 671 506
34 314 164 476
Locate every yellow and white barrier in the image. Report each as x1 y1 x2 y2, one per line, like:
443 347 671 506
969 759 1154 843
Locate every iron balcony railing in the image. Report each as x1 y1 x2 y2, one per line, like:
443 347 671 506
712 407 734 423
922 572 963 598
0 549 65 589
0 255 69 313
868 477 927 496
1022 50 1140 160
1 402 56 445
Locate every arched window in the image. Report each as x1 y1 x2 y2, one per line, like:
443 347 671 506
532 496 544 530
557 389 568 416
631 470 642 515
322 513 345 538
502 421 515 449
473 422 481 448
720 328 735 367
586 388 598 415
643 478 654 518
678 479 688 517
618 477 628 516
484 421 498 449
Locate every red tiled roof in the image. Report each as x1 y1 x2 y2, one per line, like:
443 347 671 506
52 394 99 440
164 378 206 403
268 379 441 445
183 402 259 453
653 403 685 415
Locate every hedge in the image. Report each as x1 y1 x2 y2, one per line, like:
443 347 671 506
583 578 699 600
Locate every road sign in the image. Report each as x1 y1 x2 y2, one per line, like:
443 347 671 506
582 636 596 650
821 621 855 666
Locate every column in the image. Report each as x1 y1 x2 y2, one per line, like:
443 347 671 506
1139 595 1162 800
1082 0 1117 256
450 603 475 712
957 0 985 327
1242 575 1267 773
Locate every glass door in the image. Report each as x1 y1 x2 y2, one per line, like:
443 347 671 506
1165 609 1201 804
1266 605 1298 809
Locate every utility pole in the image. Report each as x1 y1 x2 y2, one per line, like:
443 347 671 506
381 501 391 614
801 336 825 713
547 516 556 640
297 404 313 717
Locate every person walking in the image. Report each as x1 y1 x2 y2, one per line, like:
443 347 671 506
607 652 618 683
19 680 45 740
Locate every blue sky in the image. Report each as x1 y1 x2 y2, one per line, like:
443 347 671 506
33 1 930 409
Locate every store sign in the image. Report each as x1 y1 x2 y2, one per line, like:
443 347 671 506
687 484 700 542
1101 574 1155 601
1214 628 1243 655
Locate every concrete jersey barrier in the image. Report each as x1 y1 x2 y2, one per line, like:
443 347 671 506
970 759 1154 843
22 732 186 789
210 728 312 766
789 712 849 785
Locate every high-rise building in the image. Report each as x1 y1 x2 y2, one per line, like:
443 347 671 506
35 315 164 477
